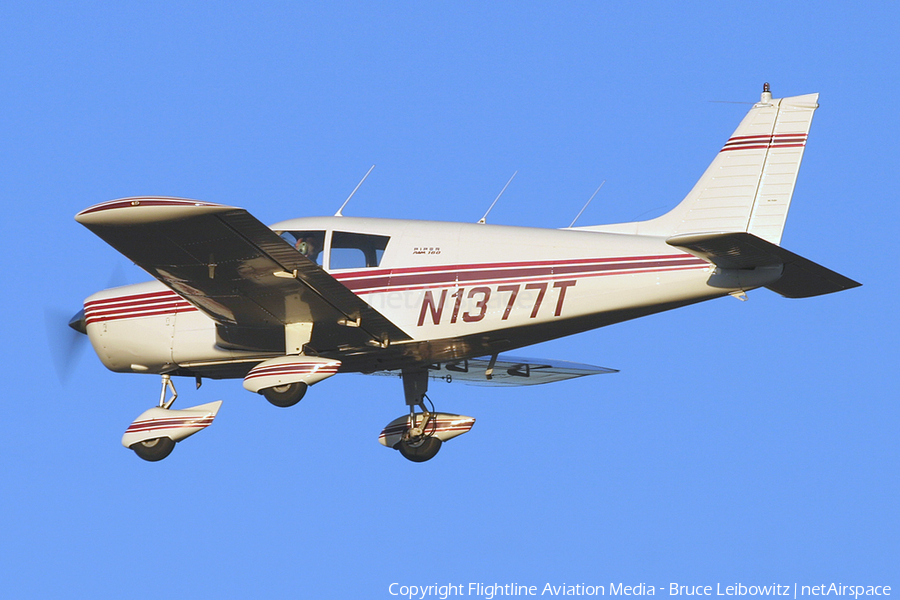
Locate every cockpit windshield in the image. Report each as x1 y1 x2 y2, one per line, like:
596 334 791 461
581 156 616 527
278 230 325 265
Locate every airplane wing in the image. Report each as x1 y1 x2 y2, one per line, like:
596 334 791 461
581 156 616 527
76 198 411 351
370 355 617 387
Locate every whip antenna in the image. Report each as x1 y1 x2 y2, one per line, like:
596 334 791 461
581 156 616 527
335 165 375 217
478 171 517 224
567 180 605 228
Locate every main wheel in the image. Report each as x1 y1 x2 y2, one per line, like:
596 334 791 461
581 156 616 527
261 381 308 407
396 436 442 462
130 437 175 462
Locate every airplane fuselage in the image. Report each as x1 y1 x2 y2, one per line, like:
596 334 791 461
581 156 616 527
83 216 723 377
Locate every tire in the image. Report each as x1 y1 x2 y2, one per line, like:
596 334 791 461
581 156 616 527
130 437 176 462
396 436 442 462
261 381 308 407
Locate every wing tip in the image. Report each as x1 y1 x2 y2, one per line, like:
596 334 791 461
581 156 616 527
76 197 236 226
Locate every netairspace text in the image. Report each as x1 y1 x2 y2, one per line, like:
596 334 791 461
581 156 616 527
387 583 892 600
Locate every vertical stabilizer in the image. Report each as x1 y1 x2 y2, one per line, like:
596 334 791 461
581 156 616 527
742 90 819 244
592 86 819 244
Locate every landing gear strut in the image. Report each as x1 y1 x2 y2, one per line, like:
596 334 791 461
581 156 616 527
394 369 443 462
378 370 474 461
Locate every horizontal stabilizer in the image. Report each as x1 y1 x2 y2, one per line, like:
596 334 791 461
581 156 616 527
370 354 616 387
667 232 861 298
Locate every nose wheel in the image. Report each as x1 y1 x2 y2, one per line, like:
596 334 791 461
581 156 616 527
122 374 223 462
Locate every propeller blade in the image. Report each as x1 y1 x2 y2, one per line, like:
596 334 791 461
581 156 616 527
44 306 88 384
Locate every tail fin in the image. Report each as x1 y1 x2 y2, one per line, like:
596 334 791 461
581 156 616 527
585 86 860 298
600 85 819 243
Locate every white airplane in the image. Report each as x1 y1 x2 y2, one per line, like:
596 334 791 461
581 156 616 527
69 84 859 462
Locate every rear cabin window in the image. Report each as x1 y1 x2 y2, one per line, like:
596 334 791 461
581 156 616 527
330 232 389 270
278 230 326 265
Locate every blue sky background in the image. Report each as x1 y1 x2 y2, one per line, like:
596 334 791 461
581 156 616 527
3 2 897 598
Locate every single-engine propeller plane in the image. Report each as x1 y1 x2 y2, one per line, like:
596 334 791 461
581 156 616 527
69 85 859 462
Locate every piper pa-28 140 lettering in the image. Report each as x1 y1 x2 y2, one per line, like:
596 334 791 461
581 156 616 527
69 85 859 462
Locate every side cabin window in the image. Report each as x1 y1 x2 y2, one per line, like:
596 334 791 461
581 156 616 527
330 231 390 270
278 230 326 265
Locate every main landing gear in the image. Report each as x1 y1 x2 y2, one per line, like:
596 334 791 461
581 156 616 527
377 369 476 463
131 436 176 462
261 381 307 407
397 369 442 462
241 355 339 407
122 374 223 462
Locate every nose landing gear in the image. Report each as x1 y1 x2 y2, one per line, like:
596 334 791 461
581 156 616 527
122 374 223 462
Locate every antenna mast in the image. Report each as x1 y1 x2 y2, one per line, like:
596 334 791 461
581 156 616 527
478 171 517 224
335 165 375 217
567 180 605 228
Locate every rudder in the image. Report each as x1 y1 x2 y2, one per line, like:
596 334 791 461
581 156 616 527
600 85 819 244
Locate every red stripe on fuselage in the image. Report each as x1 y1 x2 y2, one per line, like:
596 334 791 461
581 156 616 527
85 290 199 325
88 254 710 324
336 256 708 295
